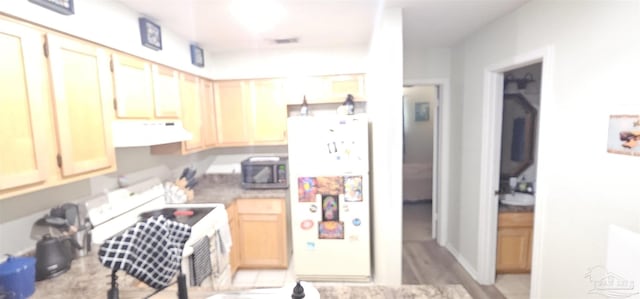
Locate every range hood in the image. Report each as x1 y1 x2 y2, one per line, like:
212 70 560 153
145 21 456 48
112 120 192 147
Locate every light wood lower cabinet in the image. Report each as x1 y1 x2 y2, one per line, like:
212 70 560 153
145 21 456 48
226 202 240 277
235 198 289 269
496 212 533 273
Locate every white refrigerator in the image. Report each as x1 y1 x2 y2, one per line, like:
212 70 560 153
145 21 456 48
287 114 371 281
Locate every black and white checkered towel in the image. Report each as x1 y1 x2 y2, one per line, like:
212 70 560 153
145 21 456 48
98 215 191 290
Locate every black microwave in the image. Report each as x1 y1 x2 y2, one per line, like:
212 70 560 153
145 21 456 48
241 156 289 189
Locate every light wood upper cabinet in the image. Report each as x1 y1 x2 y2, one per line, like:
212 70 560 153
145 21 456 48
180 73 203 152
325 74 365 101
285 74 365 104
214 80 250 146
111 53 154 119
250 79 287 144
151 76 218 155
152 64 181 119
46 34 116 177
200 79 218 148
0 20 49 191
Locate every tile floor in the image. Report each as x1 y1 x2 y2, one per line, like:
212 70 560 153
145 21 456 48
231 267 296 288
495 274 531 299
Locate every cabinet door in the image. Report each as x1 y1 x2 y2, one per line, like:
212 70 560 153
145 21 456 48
250 79 287 144
112 54 153 118
214 80 250 146
152 64 180 118
238 213 286 268
180 73 203 152
200 79 218 148
46 34 115 177
0 20 49 190
496 227 531 273
326 74 365 100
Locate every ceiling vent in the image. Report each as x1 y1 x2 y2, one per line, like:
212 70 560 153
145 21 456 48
272 37 299 44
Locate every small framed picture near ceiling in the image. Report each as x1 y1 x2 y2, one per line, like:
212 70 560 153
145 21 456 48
28 0 74 15
415 102 429 122
138 17 162 50
607 114 640 157
190 44 205 67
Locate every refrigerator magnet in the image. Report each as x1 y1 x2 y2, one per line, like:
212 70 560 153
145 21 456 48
319 221 344 239
344 176 363 202
298 177 318 202
309 204 318 213
321 195 339 221
316 176 344 195
300 220 314 230
352 218 361 226
306 241 316 250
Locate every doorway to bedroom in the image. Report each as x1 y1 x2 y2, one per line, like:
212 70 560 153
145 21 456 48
401 84 440 284
401 84 437 243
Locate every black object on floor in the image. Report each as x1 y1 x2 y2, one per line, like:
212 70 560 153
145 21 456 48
292 281 305 299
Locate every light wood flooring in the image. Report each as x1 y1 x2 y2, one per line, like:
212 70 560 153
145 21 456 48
402 201 506 299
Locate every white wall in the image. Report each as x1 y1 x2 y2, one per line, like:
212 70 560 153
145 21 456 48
403 86 436 165
0 0 214 78
449 0 640 297
209 46 368 80
366 7 404 285
404 47 451 82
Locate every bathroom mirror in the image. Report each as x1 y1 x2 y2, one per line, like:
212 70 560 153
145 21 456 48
500 93 537 178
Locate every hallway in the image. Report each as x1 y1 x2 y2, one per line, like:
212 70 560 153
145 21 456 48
402 201 506 299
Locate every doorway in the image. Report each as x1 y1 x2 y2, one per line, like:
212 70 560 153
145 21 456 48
493 62 542 299
476 46 554 299
401 84 437 243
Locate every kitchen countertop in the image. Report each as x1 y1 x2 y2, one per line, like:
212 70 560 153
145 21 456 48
32 250 471 299
192 174 288 206
499 203 534 213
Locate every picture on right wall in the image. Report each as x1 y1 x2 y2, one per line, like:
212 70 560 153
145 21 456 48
607 115 640 156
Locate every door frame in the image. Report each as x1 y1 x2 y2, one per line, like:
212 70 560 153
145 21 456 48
476 45 555 296
403 78 450 247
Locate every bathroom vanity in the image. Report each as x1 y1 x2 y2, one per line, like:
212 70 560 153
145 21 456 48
496 208 534 273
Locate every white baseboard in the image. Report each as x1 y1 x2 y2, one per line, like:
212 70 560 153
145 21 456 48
445 243 479 281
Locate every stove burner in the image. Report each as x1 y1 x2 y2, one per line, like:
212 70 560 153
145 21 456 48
138 207 214 227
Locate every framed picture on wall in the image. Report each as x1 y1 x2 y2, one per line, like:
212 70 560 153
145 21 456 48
138 17 162 50
28 0 74 15
607 114 640 157
415 102 429 122
190 44 205 67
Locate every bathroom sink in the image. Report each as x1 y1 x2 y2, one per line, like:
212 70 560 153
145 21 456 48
500 192 535 206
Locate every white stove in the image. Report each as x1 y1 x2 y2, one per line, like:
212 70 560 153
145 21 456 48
86 178 231 291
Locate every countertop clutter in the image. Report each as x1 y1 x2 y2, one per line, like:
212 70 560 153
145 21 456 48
191 174 288 206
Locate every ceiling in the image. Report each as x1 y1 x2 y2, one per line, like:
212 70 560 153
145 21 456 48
116 0 529 53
